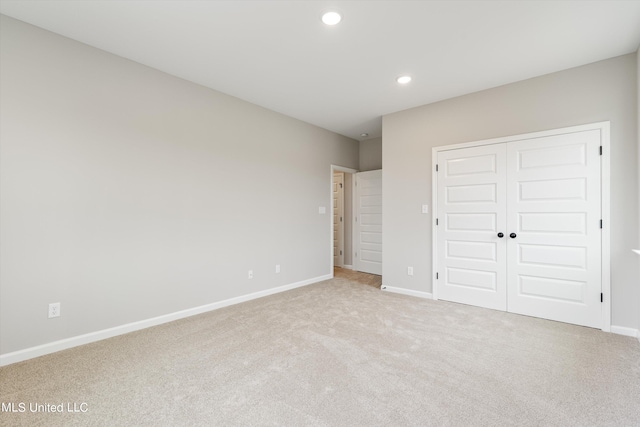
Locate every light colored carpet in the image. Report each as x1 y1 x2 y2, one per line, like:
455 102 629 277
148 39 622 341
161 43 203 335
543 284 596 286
1 270 639 426
334 267 382 289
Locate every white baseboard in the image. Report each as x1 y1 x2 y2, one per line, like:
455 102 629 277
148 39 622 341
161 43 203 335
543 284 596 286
381 285 433 300
0 274 331 367
610 325 639 339
341 264 354 270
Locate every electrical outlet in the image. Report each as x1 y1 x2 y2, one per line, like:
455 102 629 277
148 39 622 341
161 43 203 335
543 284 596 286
407 266 414 276
248 270 253 279
48 302 60 318
275 264 281 273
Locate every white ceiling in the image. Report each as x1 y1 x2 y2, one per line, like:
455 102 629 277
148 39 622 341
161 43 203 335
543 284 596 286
1 1 640 141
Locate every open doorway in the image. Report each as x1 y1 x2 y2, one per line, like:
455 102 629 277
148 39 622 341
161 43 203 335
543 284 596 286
333 171 345 268
331 166 357 273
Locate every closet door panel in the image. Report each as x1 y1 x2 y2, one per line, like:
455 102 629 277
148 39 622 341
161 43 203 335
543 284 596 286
506 130 602 328
437 144 507 311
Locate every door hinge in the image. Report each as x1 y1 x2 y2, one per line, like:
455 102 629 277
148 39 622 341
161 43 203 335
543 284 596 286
355 252 357 258
599 146 603 155
436 164 439 172
601 293 603 303
436 218 439 225
436 272 439 279
340 217 343 222
340 183 343 188
600 219 603 229
340 250 342 256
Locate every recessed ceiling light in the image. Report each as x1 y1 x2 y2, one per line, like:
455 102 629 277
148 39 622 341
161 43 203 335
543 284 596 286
360 133 369 137
396 75 412 84
322 11 342 26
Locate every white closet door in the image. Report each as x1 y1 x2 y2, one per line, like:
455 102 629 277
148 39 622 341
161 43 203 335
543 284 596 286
437 144 507 310
506 130 602 328
355 170 382 275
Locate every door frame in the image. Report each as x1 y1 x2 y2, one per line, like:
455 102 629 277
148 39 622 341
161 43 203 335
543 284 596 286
431 121 611 331
330 165 358 275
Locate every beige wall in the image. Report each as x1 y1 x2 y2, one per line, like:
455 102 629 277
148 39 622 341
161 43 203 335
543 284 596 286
359 137 382 171
383 53 639 329
0 16 358 355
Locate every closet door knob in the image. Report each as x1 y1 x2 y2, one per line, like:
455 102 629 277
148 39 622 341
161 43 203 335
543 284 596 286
497 232 504 238
510 233 517 238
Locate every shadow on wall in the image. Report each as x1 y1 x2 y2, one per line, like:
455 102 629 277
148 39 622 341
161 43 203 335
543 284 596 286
360 137 382 171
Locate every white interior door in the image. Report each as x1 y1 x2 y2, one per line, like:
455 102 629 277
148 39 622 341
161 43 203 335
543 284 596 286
436 144 507 310
333 172 344 268
506 130 602 328
435 127 603 329
355 170 382 275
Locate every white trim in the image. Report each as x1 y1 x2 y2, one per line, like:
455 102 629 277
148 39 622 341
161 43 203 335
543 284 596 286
431 146 439 301
432 121 611 331
330 165 358 272
600 122 611 332
610 325 639 339
0 274 331 367
381 285 433 300
341 264 354 270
